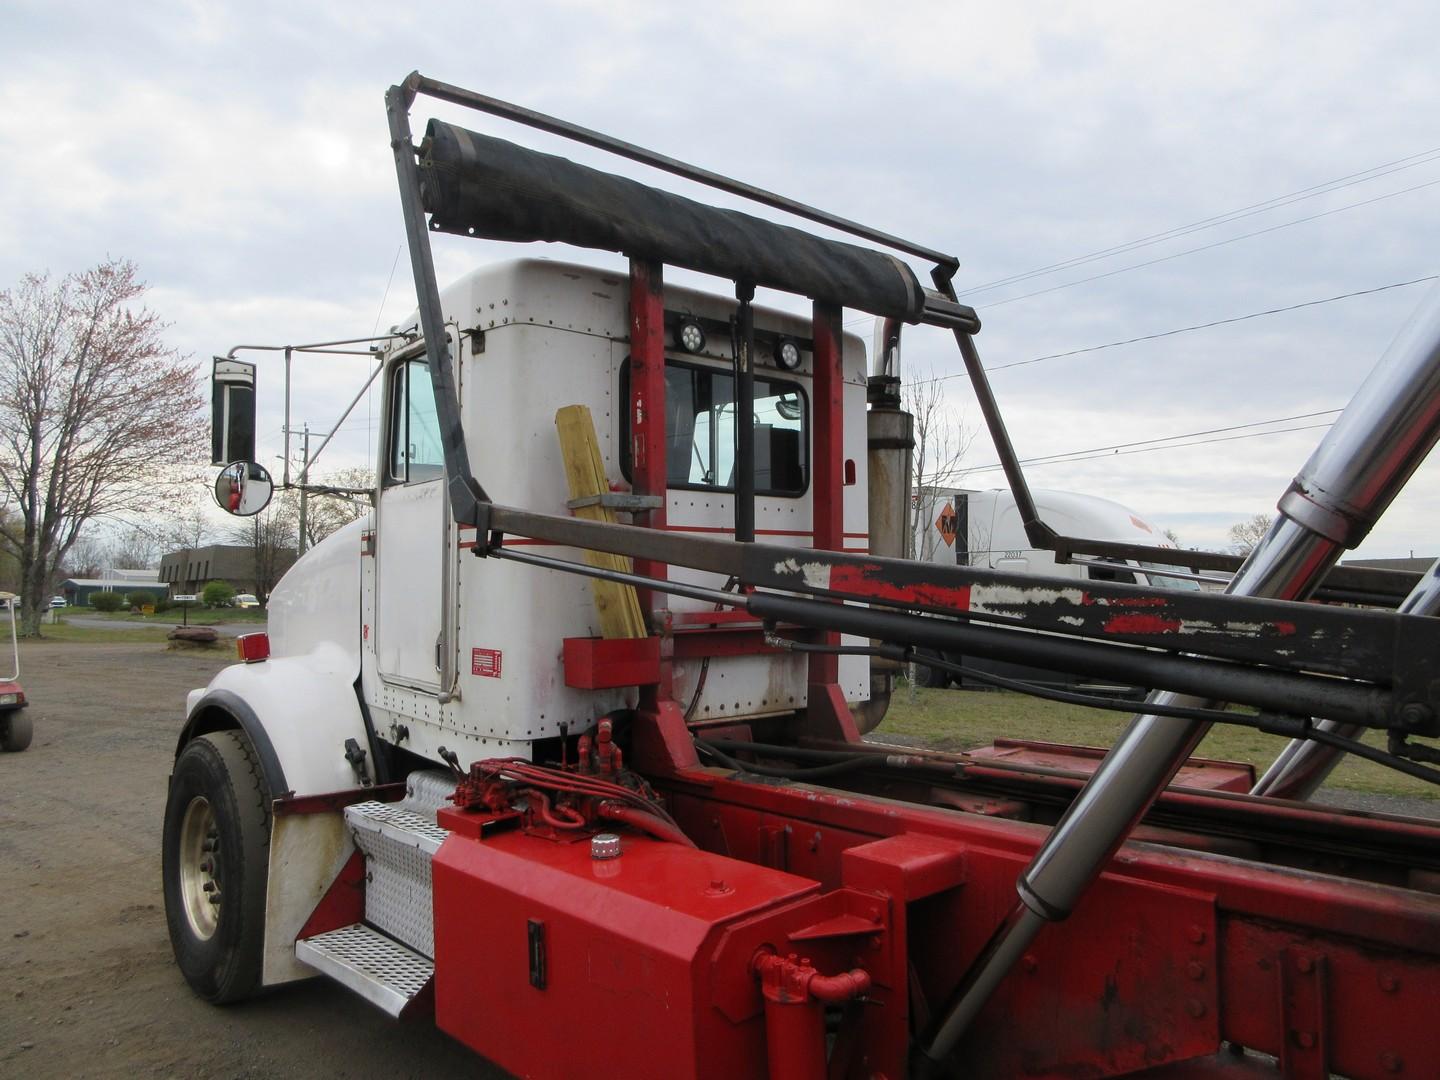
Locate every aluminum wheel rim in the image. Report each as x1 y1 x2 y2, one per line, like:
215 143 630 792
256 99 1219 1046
178 796 220 941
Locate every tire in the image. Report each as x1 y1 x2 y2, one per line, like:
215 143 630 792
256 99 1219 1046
0 710 31 751
913 650 951 689
162 730 271 1004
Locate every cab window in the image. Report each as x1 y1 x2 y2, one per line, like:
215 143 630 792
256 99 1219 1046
387 359 445 483
623 358 807 496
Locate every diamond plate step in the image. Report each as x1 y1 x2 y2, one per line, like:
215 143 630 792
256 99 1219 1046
296 923 433 1018
346 799 450 957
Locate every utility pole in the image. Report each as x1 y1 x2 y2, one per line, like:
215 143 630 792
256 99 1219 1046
298 422 310 557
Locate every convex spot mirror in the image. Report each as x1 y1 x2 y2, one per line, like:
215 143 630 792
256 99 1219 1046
215 461 274 517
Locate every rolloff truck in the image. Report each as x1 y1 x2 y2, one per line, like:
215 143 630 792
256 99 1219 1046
164 73 1440 1079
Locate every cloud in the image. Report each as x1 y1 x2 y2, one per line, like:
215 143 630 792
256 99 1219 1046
4 1 1440 558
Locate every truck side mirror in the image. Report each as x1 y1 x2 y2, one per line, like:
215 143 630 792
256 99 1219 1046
212 357 257 466
215 461 274 517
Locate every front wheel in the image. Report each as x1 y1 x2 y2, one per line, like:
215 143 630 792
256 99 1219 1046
0 710 31 751
162 730 271 1003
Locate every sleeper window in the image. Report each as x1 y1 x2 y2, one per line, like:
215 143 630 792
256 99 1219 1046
623 358 807 496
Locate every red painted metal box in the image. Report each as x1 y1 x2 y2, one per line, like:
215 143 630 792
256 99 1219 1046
562 635 661 689
432 825 817 1079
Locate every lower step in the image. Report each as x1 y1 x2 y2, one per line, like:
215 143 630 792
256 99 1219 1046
296 923 434 1018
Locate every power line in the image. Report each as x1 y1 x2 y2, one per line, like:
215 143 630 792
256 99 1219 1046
947 421 1335 482
911 275 1437 387
979 177 1440 308
961 146 1440 296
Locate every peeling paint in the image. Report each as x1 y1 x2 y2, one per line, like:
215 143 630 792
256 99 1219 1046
774 557 832 591
971 584 1084 612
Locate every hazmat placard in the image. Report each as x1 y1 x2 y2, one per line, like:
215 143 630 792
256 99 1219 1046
935 503 958 547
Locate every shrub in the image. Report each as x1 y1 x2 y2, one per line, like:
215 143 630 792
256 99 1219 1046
126 590 157 610
154 597 173 613
90 592 125 612
202 581 236 607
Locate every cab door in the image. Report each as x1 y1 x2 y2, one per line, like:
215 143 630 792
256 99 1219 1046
374 353 450 691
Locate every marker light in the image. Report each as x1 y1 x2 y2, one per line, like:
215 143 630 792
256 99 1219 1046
236 632 271 664
776 337 802 370
676 318 706 354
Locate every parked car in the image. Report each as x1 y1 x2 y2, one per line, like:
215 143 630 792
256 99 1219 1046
234 593 260 608
50 596 66 608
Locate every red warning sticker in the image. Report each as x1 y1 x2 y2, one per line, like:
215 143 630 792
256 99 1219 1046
471 648 503 678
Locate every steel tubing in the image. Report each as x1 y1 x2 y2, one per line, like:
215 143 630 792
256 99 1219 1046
1253 554 1440 799
922 277 1440 1066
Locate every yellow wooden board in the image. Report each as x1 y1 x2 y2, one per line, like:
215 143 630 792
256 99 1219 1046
554 405 648 639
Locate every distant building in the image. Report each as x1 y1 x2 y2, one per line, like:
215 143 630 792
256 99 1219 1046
59 569 168 606
159 544 297 598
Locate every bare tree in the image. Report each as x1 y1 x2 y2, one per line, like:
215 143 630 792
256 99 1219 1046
1228 513 1273 556
161 503 216 554
61 535 106 580
0 510 20 593
101 523 162 570
303 466 374 547
230 490 299 602
1162 528 1182 548
904 367 973 561
0 260 204 634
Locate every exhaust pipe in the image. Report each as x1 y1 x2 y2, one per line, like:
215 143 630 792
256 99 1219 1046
919 278 1440 1069
855 318 912 735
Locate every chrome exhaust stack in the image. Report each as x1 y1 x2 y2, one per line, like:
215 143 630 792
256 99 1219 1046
855 317 913 734
920 279 1440 1068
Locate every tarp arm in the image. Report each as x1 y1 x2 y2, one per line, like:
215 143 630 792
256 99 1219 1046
385 82 491 532
399 71 958 272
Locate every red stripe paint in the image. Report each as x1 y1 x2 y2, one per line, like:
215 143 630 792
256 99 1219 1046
1104 613 1183 635
828 563 973 611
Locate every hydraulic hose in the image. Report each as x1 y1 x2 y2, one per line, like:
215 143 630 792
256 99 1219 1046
598 801 696 847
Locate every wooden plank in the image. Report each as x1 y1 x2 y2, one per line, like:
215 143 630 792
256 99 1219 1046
554 405 648 639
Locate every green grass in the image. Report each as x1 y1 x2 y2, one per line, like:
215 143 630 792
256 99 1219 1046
74 606 268 625
882 684 1437 800
25 621 176 644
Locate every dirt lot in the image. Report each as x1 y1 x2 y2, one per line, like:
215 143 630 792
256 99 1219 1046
0 641 504 1079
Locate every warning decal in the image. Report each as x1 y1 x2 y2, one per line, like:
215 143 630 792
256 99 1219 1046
471 648 503 678
935 503 958 548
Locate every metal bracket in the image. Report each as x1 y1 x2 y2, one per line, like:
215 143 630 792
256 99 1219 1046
1278 948 1330 1079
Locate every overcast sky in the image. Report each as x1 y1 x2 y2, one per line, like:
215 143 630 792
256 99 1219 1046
4 1 1439 558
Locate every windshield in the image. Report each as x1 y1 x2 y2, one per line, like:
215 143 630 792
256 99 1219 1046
1139 561 1202 591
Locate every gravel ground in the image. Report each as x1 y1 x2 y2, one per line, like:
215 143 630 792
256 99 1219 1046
0 641 504 1079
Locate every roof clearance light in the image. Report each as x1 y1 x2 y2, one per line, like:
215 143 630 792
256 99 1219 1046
776 337 802 371
676 318 706 354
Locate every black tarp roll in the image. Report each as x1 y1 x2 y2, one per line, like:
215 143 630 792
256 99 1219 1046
419 120 927 322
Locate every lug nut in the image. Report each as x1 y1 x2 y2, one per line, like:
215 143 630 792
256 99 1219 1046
208 893 222 905
202 881 216 893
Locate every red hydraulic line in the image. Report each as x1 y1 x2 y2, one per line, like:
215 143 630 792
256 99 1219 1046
597 802 695 847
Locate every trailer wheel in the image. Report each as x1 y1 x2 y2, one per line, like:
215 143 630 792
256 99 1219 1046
0 711 31 751
162 730 271 1004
